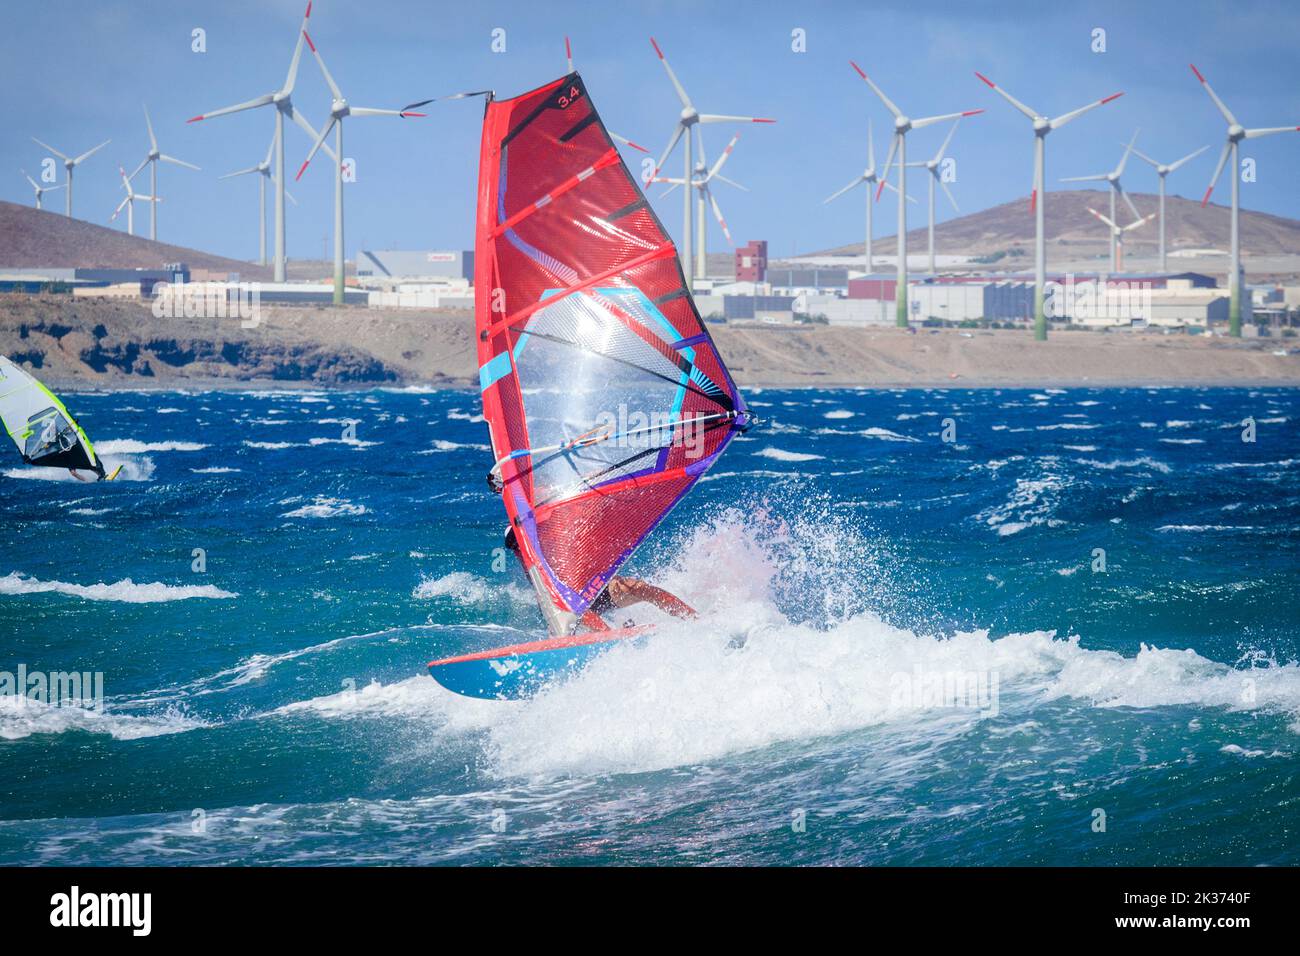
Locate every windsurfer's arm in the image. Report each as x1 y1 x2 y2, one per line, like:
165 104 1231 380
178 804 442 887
69 469 88 482
607 577 696 619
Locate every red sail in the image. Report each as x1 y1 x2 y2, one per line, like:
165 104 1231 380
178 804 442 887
474 72 749 635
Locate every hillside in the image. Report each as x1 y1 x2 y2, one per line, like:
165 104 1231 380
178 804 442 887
815 189 1300 260
0 199 272 278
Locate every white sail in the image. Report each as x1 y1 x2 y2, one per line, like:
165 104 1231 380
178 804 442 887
0 356 102 475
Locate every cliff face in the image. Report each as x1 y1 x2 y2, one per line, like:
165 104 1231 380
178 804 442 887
0 295 475 387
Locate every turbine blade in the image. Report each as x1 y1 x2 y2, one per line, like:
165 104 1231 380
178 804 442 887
659 182 683 198
879 180 916 204
22 170 39 190
713 173 748 192
912 109 982 130
1167 145 1210 171
1087 207 1118 230
282 2 313 95
1060 174 1108 182
939 177 959 213
72 139 110 165
1189 64 1238 127
1116 182 1141 221
824 175 866 204
708 190 734 246
707 133 741 179
973 72 1038 121
219 166 263 179
1114 129 1140 176
160 154 201 170
1244 126 1300 139
867 118 875 170
295 116 337 180
1128 146 1160 169
850 62 902 118
143 104 158 151
289 107 337 162
652 123 685 179
650 37 692 109
933 118 960 163
609 131 649 152
31 138 70 161
875 134 899 201
1201 140 1231 206
1050 92 1123 130
699 114 775 124
350 107 412 117
188 94 275 122
565 36 573 73
302 30 344 101
127 157 149 181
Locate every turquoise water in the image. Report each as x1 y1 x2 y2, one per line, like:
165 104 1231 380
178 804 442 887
1 385 1297 865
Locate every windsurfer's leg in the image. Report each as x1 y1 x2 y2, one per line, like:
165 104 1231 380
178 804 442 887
69 469 88 482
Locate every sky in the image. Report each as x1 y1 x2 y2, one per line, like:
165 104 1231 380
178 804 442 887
2 0 1298 264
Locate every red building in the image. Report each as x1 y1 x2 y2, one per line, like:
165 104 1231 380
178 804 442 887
734 240 768 282
847 276 897 300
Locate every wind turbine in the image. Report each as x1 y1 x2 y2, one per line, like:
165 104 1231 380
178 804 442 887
823 119 913 273
1061 130 1143 273
649 37 775 290
111 166 160 237
905 118 964 274
852 61 982 327
974 71 1123 340
1087 208 1155 273
19 169 63 211
187 2 334 283
565 37 648 155
1190 64 1300 337
294 29 425 306
1127 144 1208 272
653 133 746 267
29 137 110 218
220 127 299 266
126 105 199 241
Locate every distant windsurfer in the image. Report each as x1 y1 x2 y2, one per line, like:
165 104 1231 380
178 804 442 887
503 526 696 629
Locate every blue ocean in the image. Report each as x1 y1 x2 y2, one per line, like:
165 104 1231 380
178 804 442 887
1 384 1297 865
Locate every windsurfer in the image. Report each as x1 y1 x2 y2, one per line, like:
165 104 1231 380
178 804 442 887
503 526 696 627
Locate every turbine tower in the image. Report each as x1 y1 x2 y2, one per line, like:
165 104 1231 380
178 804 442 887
649 37 774 291
653 133 746 265
188 2 334 283
126 105 199 242
1087 208 1155 273
294 28 425 306
1190 63 1300 337
823 119 912 273
1061 130 1143 273
111 166 160 237
1127 144 1208 272
974 71 1123 340
220 127 299 267
20 169 63 211
905 118 964 274
852 61 982 328
29 137 110 218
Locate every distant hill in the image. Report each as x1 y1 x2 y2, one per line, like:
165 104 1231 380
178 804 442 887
0 199 272 279
814 189 1300 259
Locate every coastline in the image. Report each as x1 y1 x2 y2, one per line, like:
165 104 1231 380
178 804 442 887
3 296 1298 391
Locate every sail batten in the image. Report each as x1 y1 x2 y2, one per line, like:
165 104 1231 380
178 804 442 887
475 72 748 634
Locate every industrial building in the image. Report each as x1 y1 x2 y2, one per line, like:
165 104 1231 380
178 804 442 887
356 250 474 285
